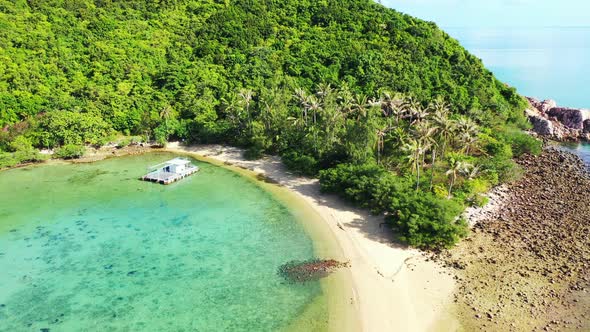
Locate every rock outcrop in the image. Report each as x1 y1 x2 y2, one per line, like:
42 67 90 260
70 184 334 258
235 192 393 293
526 97 590 141
526 109 555 136
547 107 585 130
442 149 590 331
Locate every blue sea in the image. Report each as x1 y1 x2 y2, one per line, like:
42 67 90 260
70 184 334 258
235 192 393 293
385 1 590 109
446 27 590 110
444 26 590 164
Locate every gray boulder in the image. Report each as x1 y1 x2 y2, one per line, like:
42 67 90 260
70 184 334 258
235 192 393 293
526 97 557 114
546 108 584 130
525 109 554 136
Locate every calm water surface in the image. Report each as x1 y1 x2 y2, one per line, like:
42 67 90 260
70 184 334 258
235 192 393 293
447 27 590 109
389 2 590 160
0 153 327 331
558 143 590 168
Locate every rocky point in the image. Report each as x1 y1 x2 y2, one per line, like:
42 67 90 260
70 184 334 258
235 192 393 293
526 97 590 141
440 149 590 331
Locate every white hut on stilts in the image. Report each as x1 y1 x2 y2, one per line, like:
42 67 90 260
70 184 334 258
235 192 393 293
141 158 199 185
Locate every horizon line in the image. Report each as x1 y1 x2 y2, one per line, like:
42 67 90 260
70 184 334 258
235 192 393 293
442 25 590 29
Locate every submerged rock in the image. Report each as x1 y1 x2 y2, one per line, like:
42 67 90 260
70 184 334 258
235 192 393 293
278 259 349 283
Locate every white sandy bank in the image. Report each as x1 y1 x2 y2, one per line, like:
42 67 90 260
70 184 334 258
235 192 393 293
166 143 459 332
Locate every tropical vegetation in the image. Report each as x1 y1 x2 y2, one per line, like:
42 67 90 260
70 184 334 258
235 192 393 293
0 0 541 248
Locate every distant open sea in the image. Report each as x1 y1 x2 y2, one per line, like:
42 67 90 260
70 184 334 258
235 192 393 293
446 27 590 109
445 26 590 164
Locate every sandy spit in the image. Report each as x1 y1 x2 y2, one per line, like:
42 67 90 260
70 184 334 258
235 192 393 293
166 143 460 332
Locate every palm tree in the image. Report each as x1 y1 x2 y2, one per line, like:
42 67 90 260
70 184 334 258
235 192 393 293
427 138 439 190
337 86 354 117
379 91 405 123
293 88 309 124
455 116 478 133
159 104 173 129
461 132 479 155
157 104 173 143
260 101 274 132
375 125 392 165
403 97 421 124
446 160 471 198
460 163 480 180
379 91 394 117
238 88 254 134
455 117 479 154
221 95 243 134
316 83 333 100
412 120 440 190
306 95 323 153
403 138 425 190
431 109 454 160
389 126 408 149
307 95 322 125
411 105 430 125
412 121 438 190
429 96 449 114
351 94 370 121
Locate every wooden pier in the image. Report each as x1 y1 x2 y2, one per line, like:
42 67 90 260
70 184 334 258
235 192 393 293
140 158 199 185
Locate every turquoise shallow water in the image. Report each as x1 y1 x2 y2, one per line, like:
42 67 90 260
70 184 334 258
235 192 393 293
0 153 327 331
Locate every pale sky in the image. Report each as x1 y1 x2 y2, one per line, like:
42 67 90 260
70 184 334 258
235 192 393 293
381 1 590 28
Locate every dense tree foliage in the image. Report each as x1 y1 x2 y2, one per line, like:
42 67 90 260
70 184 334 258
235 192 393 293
1 0 526 138
320 163 467 248
0 0 541 248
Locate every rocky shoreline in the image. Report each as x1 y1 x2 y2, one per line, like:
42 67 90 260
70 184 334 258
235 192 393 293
526 97 590 141
441 149 590 331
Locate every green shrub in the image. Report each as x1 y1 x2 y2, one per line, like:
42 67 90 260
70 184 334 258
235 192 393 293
243 121 271 160
282 151 319 176
469 195 489 208
14 150 47 163
35 111 113 148
0 152 19 169
244 147 263 160
387 192 467 249
501 129 542 157
320 163 468 249
116 137 133 149
55 144 86 159
433 184 449 199
9 135 33 152
480 133 513 160
7 135 47 163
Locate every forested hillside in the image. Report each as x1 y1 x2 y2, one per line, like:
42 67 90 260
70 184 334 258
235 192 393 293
0 0 540 248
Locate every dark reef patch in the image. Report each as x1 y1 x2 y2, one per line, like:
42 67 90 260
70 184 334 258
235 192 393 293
278 259 349 283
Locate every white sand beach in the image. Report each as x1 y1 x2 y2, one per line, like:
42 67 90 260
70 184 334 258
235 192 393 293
167 143 460 332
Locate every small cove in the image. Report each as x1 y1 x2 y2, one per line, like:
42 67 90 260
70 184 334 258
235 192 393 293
0 153 339 331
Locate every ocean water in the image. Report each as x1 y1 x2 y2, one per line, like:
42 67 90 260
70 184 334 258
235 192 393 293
444 27 590 162
558 142 590 167
446 27 590 109
385 0 589 108
0 153 328 331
